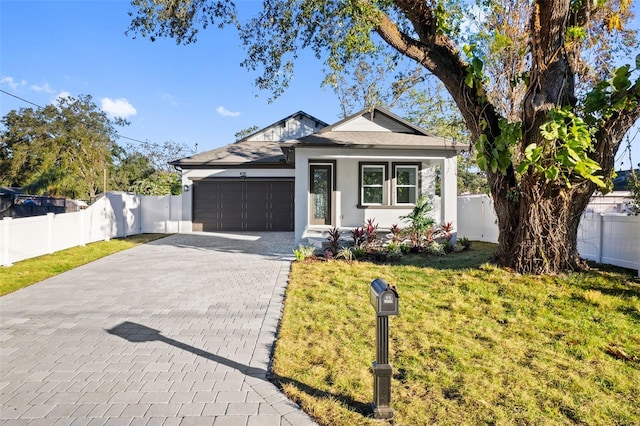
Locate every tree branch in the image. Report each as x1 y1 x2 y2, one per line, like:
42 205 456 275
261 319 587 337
374 4 498 141
595 86 640 177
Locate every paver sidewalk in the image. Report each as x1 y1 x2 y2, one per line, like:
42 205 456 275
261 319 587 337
0 232 317 426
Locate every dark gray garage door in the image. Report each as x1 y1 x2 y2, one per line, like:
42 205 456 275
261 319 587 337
192 179 294 231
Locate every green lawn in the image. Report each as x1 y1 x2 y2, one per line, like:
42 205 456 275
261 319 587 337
273 243 640 425
0 234 168 296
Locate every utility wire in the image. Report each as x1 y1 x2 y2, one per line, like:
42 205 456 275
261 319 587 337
0 89 182 149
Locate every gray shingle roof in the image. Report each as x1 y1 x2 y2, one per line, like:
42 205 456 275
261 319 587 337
169 107 468 168
169 141 288 168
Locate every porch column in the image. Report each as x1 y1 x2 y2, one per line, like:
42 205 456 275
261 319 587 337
294 153 309 243
441 156 458 242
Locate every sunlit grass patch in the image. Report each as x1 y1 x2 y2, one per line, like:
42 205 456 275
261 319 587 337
0 234 168 296
273 243 640 425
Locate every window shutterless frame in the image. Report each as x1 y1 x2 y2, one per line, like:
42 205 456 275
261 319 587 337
393 163 420 205
359 162 388 206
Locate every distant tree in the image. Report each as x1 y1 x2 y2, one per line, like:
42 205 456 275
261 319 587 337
110 148 156 191
0 95 120 200
235 125 260 141
127 140 189 172
128 171 182 196
324 52 428 117
112 140 188 195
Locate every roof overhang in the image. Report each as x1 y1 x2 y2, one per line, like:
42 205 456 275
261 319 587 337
168 161 293 170
281 132 469 165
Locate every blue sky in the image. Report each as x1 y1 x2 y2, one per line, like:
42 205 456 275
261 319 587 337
1 0 638 170
0 0 343 156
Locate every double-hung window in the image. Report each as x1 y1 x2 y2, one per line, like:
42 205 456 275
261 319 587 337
361 164 386 205
359 162 420 207
394 164 418 205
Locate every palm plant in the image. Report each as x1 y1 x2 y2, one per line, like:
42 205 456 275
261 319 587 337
400 195 435 248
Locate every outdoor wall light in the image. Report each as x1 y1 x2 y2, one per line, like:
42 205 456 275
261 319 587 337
183 185 189 192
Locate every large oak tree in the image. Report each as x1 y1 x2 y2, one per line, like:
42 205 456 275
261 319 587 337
0 95 119 200
128 0 639 274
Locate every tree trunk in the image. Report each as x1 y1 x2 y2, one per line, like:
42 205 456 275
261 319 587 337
373 0 639 274
491 176 594 274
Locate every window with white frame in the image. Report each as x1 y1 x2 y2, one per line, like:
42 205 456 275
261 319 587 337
361 164 385 205
394 164 418 205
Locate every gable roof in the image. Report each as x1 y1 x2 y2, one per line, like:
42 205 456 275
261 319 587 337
170 111 327 168
169 141 290 168
170 107 468 168
283 106 468 152
316 107 433 136
238 111 329 142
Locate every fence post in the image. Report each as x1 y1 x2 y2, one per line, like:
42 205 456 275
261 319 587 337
47 212 55 254
2 217 12 267
79 209 86 246
104 194 111 242
597 213 604 264
122 196 127 238
137 194 142 235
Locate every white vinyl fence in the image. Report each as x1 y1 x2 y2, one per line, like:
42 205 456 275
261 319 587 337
458 194 640 275
2 192 637 274
141 195 183 234
1 192 182 266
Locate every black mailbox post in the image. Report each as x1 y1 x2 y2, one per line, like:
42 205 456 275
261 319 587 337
369 278 399 419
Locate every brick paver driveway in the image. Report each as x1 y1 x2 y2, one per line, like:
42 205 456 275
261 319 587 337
0 232 316 426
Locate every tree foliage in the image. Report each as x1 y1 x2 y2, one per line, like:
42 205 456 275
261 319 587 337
1 95 188 200
109 149 156 192
111 140 188 195
235 125 260 141
127 0 640 273
0 95 119 200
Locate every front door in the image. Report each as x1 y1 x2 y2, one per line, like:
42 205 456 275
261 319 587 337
310 164 332 225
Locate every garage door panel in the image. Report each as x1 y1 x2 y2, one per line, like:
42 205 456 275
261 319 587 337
245 183 269 230
270 182 294 231
193 179 294 231
218 185 244 220
193 182 216 232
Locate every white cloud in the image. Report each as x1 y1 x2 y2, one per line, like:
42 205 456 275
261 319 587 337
30 82 56 94
216 106 241 117
101 97 137 119
0 76 25 91
161 93 179 107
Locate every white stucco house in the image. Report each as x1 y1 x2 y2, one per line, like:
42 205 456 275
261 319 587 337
170 107 467 243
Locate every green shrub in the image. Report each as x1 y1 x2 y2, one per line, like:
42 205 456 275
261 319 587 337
458 236 471 250
336 247 354 260
427 241 446 255
352 246 365 259
293 245 316 261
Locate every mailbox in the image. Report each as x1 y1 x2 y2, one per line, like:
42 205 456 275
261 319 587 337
370 278 399 316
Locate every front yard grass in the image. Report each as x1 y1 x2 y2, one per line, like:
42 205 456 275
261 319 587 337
273 242 640 425
0 234 168 296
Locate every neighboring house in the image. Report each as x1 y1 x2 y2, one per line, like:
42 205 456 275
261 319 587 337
0 188 79 219
171 107 467 243
613 169 638 191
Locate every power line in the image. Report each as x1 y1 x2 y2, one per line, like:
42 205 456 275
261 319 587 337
0 89 181 150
